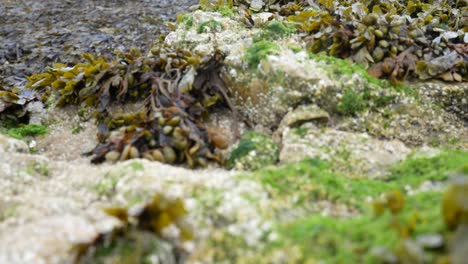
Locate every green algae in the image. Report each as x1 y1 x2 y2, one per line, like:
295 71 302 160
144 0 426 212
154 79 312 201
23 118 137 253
309 53 384 87
25 161 50 177
4 124 47 139
234 149 467 262
252 150 467 209
219 5 234 17
254 21 295 42
387 149 468 187
252 159 394 212
197 19 225 33
177 14 194 29
337 88 367 116
228 131 279 170
93 177 119 197
277 190 444 263
245 40 280 68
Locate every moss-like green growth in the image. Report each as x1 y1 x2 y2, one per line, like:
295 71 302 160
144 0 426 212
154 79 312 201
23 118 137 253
387 149 468 187
337 88 366 115
228 131 279 170
277 190 444 263
197 19 225 33
310 53 383 87
254 21 295 42
180 14 194 29
251 149 468 212
71 124 84 134
253 159 394 211
128 161 144 171
5 124 47 139
0 203 18 221
219 5 234 17
245 40 280 68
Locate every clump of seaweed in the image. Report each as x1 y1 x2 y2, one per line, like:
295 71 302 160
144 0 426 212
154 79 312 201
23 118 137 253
287 0 467 84
74 193 193 263
19 42 233 167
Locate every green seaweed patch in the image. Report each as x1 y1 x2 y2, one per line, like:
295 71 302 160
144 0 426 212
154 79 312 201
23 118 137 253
4 124 47 139
309 53 383 87
276 190 444 263
197 19 225 34
245 40 280 68
337 88 367 116
254 21 295 42
250 151 467 212
253 159 394 212
219 5 234 17
177 14 194 29
387 149 468 187
228 131 279 170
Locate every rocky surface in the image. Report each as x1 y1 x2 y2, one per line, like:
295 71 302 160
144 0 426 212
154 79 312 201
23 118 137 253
0 0 197 88
0 1 467 263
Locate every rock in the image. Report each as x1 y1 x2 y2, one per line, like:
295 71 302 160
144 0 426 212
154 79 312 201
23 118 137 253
249 0 264 12
273 104 329 142
0 215 101 264
280 125 411 177
410 81 468 121
0 134 28 153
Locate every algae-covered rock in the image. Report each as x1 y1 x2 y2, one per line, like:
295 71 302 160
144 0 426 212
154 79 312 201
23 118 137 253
280 125 411 177
228 131 279 170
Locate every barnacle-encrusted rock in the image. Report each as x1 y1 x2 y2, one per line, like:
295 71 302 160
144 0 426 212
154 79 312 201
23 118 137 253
410 82 468 121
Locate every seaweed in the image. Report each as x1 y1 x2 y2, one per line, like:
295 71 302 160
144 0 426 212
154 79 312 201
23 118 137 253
21 44 232 168
74 193 193 263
